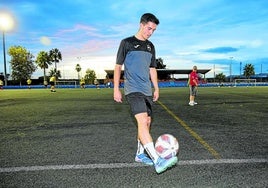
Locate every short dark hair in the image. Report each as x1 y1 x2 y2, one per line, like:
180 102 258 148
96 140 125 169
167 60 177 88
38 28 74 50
140 13 159 25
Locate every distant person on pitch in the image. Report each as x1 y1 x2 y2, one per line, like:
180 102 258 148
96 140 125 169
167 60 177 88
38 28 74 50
50 75 56 92
80 77 85 89
188 66 199 106
113 13 177 174
27 78 32 89
0 79 3 90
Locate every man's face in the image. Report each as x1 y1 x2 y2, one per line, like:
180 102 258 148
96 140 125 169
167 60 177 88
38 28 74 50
140 21 157 40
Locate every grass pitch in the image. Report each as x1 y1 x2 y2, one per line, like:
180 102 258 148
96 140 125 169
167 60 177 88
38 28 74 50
0 87 265 128
0 86 267 187
1 86 267 160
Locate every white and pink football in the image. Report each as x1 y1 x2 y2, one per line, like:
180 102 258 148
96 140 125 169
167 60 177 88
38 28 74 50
155 134 179 159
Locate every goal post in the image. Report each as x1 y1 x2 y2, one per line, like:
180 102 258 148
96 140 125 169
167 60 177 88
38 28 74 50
56 80 78 88
234 79 256 87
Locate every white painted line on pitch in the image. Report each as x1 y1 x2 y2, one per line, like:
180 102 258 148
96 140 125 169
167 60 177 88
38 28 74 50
0 158 267 173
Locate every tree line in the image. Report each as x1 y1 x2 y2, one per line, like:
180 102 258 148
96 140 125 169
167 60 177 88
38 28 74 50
215 64 255 83
5 46 97 85
4 45 256 85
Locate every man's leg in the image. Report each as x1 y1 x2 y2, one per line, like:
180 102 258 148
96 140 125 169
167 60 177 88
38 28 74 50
136 116 151 155
135 113 159 163
135 113 178 173
189 86 195 106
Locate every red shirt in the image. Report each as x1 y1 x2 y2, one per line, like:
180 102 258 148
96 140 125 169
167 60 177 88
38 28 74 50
189 71 198 86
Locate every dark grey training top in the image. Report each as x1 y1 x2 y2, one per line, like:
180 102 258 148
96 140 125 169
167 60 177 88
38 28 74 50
116 36 156 96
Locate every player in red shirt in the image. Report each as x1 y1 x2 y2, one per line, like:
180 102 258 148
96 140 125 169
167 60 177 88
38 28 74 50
189 66 199 106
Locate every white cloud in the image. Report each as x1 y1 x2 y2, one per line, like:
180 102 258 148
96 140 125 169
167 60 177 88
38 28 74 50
249 40 263 48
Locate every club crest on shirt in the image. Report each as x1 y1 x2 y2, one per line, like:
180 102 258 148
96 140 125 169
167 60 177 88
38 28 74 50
147 44 151 52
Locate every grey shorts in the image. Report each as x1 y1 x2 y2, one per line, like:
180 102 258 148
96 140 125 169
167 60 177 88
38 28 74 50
125 92 153 116
189 85 198 96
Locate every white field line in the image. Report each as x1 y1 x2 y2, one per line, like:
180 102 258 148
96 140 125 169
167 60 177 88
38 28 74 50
0 158 267 173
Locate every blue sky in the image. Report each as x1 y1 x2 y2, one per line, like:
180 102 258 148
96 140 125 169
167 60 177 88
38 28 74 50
0 0 268 79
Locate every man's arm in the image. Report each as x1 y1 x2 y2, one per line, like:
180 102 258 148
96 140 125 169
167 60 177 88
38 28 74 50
150 67 159 102
193 79 198 86
113 64 123 103
193 74 198 86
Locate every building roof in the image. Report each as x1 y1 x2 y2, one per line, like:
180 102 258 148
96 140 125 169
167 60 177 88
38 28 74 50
105 69 211 78
155 69 211 75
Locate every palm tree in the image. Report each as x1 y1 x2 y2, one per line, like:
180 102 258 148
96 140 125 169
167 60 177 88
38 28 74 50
49 48 62 72
243 64 255 79
75 64 81 80
36 51 52 85
49 68 61 79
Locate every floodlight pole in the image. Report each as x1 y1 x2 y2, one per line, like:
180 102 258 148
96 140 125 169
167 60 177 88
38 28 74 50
213 64 215 83
240 62 242 78
2 31 7 86
229 57 233 82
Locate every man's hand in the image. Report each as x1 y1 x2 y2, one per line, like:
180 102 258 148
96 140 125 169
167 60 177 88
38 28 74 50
153 90 159 102
114 89 122 103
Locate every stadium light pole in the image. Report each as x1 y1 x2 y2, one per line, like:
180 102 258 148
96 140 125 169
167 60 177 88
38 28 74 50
229 57 233 82
2 31 7 86
240 62 242 78
213 64 215 83
0 12 15 86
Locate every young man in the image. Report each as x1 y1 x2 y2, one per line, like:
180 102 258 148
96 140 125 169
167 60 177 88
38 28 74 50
49 75 56 92
27 78 32 89
0 79 3 90
80 77 85 89
113 13 177 174
189 66 199 106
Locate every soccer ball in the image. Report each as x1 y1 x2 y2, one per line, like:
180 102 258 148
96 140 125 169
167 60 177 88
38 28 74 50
155 134 179 159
